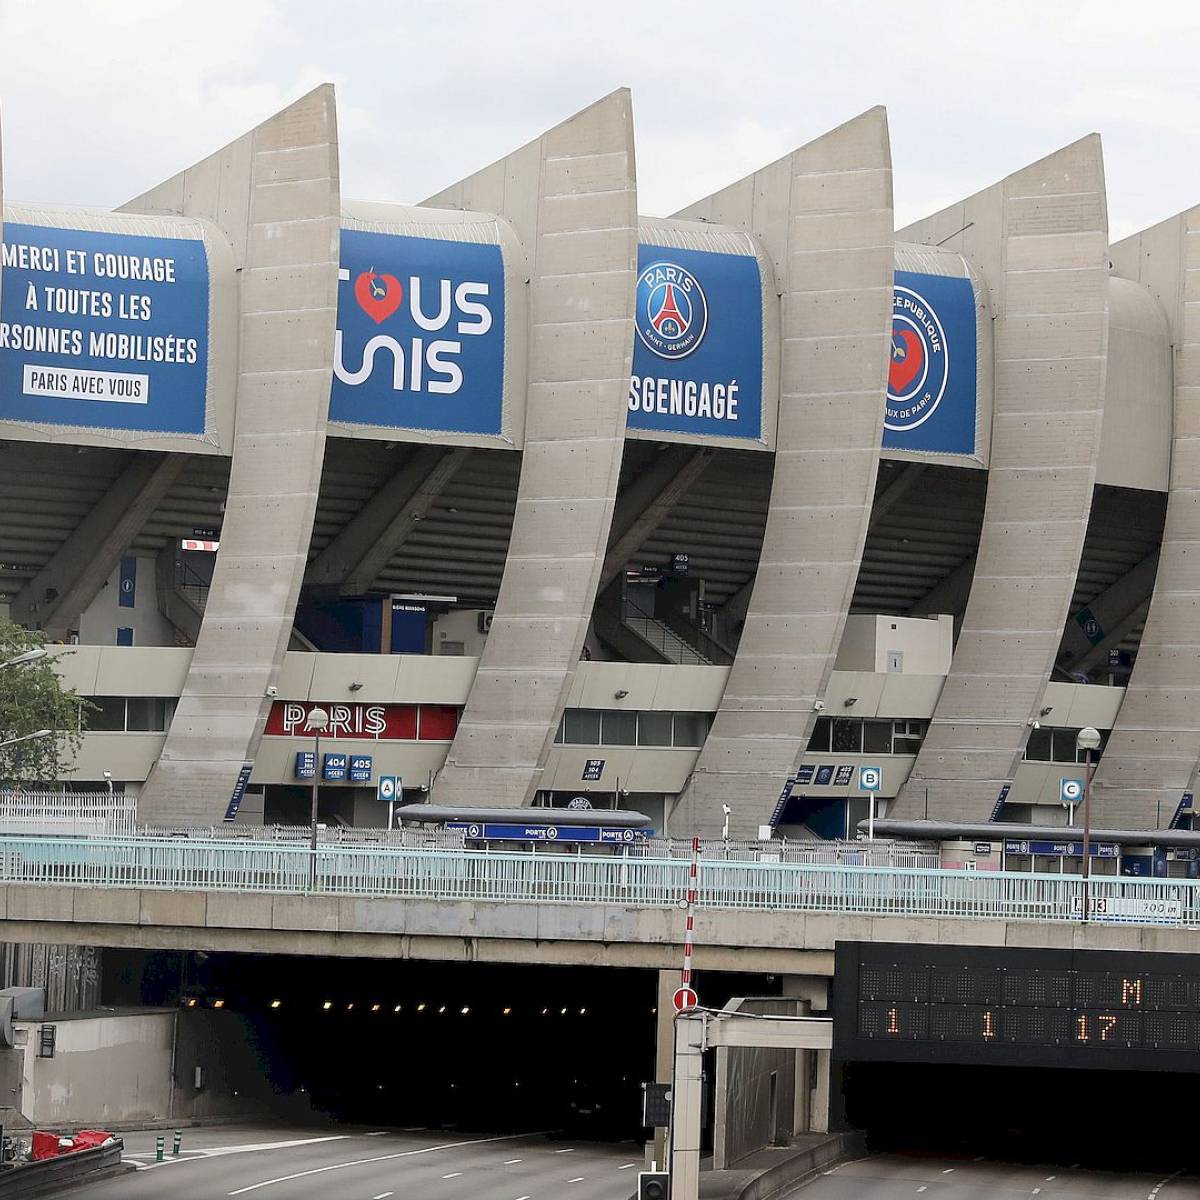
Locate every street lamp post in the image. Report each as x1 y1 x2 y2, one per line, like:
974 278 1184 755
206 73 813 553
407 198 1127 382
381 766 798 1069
0 729 51 751
0 648 47 670
1076 726 1103 923
304 707 329 891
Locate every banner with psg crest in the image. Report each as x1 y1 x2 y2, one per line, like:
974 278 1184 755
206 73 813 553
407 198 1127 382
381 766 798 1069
883 269 979 458
628 242 764 443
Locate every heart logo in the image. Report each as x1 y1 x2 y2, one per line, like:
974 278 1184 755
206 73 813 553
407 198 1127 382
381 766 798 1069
889 327 924 393
354 269 403 324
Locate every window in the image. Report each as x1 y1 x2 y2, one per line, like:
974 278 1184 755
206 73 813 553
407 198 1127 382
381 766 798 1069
831 718 862 754
126 697 171 732
563 709 602 744
1023 727 1111 763
808 717 832 752
1025 727 1052 761
600 710 637 746
1052 728 1078 764
85 697 125 732
892 720 927 755
862 721 893 755
672 712 709 748
637 712 672 746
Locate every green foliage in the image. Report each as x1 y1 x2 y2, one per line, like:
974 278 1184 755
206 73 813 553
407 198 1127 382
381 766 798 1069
0 619 92 786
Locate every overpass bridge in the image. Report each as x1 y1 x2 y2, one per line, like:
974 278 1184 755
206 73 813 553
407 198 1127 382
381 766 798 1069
1 834 1198 972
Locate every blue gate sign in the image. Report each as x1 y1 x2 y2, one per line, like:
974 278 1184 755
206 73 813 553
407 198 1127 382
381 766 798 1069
331 229 505 436
295 751 316 780
1003 839 1118 859
447 823 648 845
883 270 976 457
629 243 763 442
582 758 605 782
322 753 348 782
0 222 210 434
348 754 373 782
377 774 399 802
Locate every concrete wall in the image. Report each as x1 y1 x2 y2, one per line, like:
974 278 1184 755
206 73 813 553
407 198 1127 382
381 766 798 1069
78 554 177 648
12 1008 262 1127
428 90 639 808
1093 209 1200 826
670 108 895 838
125 86 341 825
713 997 802 1169
834 615 953 675
892 136 1110 821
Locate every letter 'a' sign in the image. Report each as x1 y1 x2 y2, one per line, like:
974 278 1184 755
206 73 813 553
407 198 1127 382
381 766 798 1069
331 228 506 437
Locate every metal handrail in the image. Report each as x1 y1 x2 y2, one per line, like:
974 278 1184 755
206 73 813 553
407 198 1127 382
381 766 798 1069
0 833 1195 928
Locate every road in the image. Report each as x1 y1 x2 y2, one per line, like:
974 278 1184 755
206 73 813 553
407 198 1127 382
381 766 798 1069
806 1152 1200 1200
68 1124 642 1200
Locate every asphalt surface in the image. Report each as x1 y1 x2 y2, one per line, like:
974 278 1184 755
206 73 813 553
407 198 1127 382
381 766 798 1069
67 1124 643 1200
803 1152 1200 1200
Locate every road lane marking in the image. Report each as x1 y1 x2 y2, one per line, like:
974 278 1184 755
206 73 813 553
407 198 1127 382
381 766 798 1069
942 1168 955 1174
1033 1189 1041 1195
917 1187 927 1193
443 1172 462 1179
1046 1177 1056 1182
619 1163 637 1170
555 1147 575 1153
504 1159 523 1164
516 1196 531 1200
128 1135 351 1172
365 1132 389 1137
568 1177 584 1183
373 1194 394 1199
227 1131 535 1195
1148 1170 1185 1199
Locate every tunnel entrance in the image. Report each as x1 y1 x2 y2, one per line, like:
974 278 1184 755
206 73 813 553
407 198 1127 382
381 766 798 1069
102 949 777 1140
839 1060 1200 1168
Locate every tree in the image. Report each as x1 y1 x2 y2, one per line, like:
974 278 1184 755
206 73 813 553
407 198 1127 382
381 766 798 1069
0 619 91 787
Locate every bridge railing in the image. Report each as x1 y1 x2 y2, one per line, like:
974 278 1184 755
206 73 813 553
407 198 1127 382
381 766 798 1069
0 834 1196 927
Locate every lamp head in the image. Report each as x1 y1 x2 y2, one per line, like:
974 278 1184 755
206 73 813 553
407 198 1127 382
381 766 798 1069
304 706 330 733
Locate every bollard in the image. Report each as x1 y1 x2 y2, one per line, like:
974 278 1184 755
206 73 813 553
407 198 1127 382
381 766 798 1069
155 1135 165 1162
173 1130 182 1157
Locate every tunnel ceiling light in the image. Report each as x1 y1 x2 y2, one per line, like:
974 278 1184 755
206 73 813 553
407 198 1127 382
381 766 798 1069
270 999 282 1009
417 1003 426 1012
393 1004 402 1013
579 1007 587 1015
502 1007 512 1015
438 1005 447 1014
212 999 225 1009
541 1007 549 1016
183 997 198 1008
461 1006 470 1015
346 1003 355 1011
323 1001 333 1011
371 1003 381 1013
560 1007 568 1015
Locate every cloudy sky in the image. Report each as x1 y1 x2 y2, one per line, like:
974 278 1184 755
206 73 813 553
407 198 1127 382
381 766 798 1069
0 1 1196 240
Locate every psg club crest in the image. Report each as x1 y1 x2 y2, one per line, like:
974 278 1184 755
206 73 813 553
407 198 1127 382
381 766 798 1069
886 285 950 432
636 260 708 360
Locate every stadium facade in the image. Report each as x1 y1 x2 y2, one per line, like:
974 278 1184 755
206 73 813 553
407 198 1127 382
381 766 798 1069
0 85 1193 840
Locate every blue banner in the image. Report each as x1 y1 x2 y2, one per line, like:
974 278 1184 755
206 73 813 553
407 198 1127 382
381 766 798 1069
448 822 648 845
883 270 977 456
0 222 209 434
331 229 505 436
118 555 136 609
629 243 763 441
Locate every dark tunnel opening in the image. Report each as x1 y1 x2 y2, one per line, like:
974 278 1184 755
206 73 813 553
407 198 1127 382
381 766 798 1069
839 1059 1200 1170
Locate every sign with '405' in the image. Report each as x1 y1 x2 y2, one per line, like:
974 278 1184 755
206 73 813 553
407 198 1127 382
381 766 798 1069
330 228 506 437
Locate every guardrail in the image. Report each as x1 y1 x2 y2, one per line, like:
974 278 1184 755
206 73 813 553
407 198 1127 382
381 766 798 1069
0 834 1196 928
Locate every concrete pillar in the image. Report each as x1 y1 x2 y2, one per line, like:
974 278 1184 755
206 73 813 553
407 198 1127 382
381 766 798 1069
811 1049 831 1134
671 1012 705 1200
124 86 341 825
429 90 638 808
1093 207 1200 825
11 452 185 638
653 968 680 1170
669 108 895 838
892 136 1110 821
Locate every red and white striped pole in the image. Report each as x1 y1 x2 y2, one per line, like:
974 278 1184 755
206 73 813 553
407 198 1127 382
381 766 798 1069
678 836 700 1010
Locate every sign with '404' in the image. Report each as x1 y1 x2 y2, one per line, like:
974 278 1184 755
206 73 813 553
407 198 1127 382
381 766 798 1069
330 228 506 437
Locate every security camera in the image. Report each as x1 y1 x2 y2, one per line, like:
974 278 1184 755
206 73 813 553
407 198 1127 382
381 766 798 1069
265 685 278 698
1029 719 1040 730
722 804 732 816
813 699 825 711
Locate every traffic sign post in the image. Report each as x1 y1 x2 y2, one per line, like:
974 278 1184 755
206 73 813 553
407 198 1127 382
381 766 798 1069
672 986 698 1013
377 775 400 829
859 766 882 840
1060 777 1084 824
